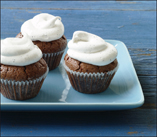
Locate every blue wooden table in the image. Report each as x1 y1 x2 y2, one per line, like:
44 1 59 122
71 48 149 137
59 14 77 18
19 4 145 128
1 1 156 136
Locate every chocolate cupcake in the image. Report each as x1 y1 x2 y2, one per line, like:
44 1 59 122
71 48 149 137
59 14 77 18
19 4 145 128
16 13 67 70
64 31 119 94
0 35 48 100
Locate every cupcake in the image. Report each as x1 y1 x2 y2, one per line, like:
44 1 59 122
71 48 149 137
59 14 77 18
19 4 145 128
16 13 67 71
0 35 48 100
64 31 118 94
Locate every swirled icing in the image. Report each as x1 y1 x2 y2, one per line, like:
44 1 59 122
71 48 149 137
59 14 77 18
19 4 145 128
67 31 117 66
1 35 42 66
21 13 64 42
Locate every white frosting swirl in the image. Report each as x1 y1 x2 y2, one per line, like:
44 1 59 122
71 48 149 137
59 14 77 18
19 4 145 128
21 13 64 42
67 31 118 66
1 35 42 66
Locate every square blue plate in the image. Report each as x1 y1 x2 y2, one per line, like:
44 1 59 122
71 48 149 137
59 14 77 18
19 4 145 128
1 40 144 111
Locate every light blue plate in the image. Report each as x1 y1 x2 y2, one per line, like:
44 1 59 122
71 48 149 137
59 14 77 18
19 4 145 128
1 40 144 111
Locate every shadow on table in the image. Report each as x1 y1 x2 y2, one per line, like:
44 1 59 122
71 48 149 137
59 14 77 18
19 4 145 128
1 109 156 126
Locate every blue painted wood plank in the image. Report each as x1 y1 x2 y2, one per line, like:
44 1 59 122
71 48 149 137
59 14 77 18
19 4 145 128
1 109 156 136
129 48 156 75
1 9 156 48
1 1 156 11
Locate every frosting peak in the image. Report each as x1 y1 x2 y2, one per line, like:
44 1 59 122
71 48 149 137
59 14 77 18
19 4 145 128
21 13 64 42
70 31 107 53
1 35 42 66
67 31 118 66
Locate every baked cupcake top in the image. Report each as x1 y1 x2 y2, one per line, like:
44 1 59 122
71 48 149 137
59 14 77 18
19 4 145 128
21 13 64 42
1 34 42 66
1 35 48 81
67 31 118 66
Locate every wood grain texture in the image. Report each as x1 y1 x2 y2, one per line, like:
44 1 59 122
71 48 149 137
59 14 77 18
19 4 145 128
1 1 156 136
1 110 156 136
1 1 156 48
1 1 156 11
128 48 156 109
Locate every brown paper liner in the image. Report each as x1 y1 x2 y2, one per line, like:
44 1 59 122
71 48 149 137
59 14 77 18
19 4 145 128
43 50 65 71
64 62 119 94
0 67 49 100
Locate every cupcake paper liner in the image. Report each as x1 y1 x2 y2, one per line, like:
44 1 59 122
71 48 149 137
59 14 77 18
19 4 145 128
64 61 119 94
0 67 49 100
43 50 65 71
